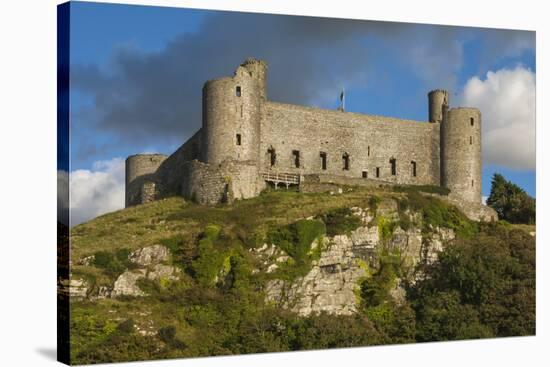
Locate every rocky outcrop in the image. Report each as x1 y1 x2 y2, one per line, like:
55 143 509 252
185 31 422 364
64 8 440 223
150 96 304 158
63 278 89 300
109 263 181 298
264 203 456 316
72 244 180 300
265 234 367 316
128 244 170 266
111 244 180 298
112 269 148 297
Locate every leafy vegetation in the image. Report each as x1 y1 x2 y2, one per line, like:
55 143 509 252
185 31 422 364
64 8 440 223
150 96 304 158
318 207 362 236
487 173 535 224
266 219 326 280
69 187 535 364
399 191 478 238
409 222 535 341
92 248 132 277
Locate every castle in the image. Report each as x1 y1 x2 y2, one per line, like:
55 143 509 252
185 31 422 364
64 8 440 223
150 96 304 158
125 58 496 221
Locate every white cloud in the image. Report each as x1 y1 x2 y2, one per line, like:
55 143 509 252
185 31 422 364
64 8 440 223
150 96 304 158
69 157 125 226
460 66 535 170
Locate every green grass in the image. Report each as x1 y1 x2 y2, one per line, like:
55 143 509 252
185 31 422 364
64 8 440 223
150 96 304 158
68 185 505 364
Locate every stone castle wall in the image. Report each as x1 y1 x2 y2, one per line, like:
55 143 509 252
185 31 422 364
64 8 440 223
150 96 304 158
441 107 481 203
260 101 440 186
202 59 266 165
124 58 489 221
125 154 167 207
155 129 202 197
181 159 265 205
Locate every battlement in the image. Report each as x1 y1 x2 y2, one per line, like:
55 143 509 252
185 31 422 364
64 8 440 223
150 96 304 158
125 58 489 220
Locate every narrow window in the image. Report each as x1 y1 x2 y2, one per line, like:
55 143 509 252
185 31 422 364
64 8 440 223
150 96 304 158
390 158 396 176
362 170 368 179
236 86 241 97
320 152 327 170
342 153 350 170
267 147 276 166
470 117 474 126
470 136 473 145
292 150 300 168
236 134 241 146
368 146 370 157
411 161 417 177
472 179 474 187
376 167 380 178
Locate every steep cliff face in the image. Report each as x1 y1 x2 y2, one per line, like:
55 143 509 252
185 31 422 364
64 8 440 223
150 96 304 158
261 204 454 316
68 195 456 316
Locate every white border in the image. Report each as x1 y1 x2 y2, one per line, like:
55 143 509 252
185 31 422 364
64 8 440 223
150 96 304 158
0 1 546 366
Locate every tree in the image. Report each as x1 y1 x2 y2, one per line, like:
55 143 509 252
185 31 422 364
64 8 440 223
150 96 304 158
487 174 535 224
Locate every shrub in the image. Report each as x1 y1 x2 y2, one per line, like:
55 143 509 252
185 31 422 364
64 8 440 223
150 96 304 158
377 216 397 242
319 208 362 237
487 173 535 224
267 219 326 280
268 219 325 265
191 225 232 287
406 191 478 238
368 195 381 213
158 326 186 349
117 319 135 334
93 249 131 277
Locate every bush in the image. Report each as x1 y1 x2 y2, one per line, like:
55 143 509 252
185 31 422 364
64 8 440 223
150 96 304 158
267 219 325 264
360 249 402 307
93 249 131 277
158 326 186 349
117 319 135 334
191 225 232 286
267 219 326 280
368 195 381 213
405 191 478 238
487 173 535 224
377 216 397 242
409 224 535 340
318 208 362 237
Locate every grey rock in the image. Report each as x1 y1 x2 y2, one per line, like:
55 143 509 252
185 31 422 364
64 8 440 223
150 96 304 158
112 269 147 297
128 244 170 267
147 264 180 281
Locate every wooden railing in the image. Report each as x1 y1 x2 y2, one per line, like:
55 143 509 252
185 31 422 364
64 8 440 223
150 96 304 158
261 172 300 188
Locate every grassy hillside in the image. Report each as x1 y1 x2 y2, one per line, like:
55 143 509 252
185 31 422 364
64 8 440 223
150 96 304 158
69 187 535 364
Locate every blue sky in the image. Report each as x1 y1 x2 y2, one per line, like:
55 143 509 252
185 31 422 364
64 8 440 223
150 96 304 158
63 1 536 223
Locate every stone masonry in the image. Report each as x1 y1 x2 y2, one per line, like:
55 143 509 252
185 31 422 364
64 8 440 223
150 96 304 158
125 58 495 220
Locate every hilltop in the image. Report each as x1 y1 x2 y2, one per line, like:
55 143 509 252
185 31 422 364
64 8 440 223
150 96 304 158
66 186 535 364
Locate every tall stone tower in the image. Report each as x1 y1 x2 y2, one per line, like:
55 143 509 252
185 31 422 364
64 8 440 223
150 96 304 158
125 153 167 206
440 106 482 203
201 58 267 164
428 89 449 123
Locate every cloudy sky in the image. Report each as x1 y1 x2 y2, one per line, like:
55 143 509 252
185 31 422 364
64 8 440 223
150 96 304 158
59 1 536 226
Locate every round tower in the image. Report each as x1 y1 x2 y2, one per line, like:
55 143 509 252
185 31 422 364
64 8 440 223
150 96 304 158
428 89 449 123
440 107 482 203
125 153 167 206
201 58 267 164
